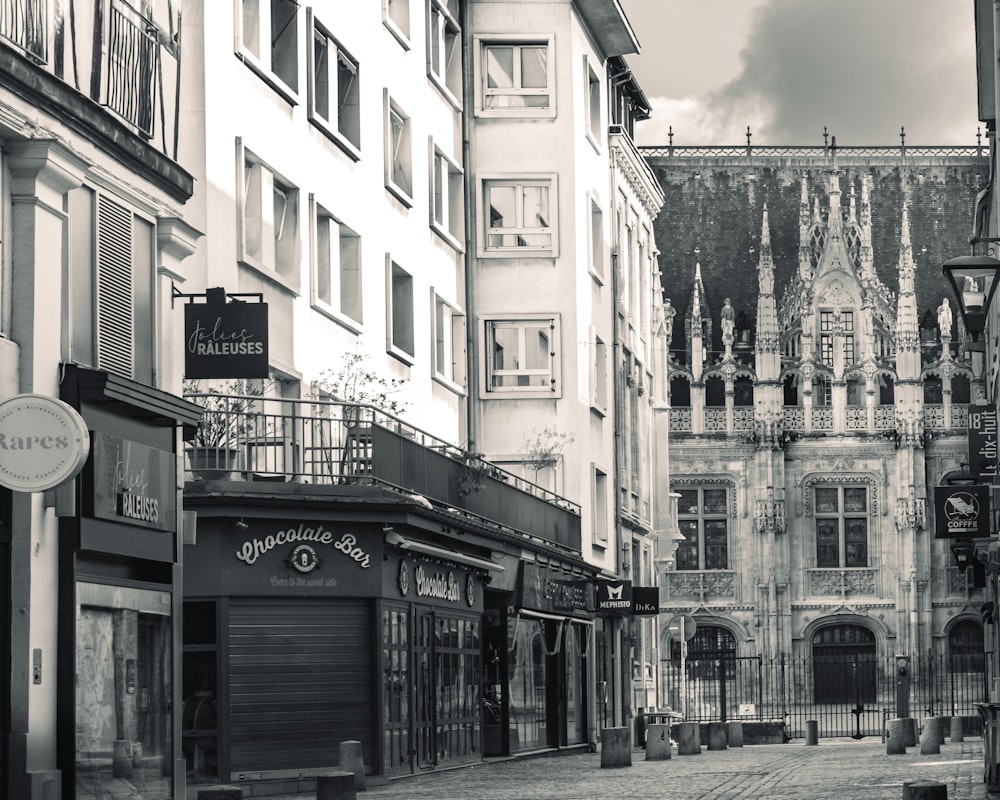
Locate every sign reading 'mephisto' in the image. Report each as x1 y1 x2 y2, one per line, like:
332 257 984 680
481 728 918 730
0 394 90 492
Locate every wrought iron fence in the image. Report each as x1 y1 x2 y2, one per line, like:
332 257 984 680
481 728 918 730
0 0 46 61
660 652 987 740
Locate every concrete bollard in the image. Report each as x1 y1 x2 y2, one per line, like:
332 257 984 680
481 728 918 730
950 716 964 743
933 716 949 745
600 727 632 768
197 788 243 800
338 740 366 791
902 717 919 747
644 723 672 761
919 717 941 755
707 722 728 751
317 772 357 800
902 779 948 800
886 718 908 755
676 722 701 755
727 720 743 748
805 719 818 745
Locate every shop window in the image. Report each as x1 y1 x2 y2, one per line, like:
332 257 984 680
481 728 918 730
675 486 729 570
77 582 173 797
182 600 219 781
238 0 299 95
308 13 360 154
815 486 869 567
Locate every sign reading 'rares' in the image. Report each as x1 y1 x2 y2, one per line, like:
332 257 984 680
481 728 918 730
934 484 990 539
184 300 269 379
0 394 90 492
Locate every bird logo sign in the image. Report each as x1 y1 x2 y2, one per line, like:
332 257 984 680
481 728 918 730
935 485 989 539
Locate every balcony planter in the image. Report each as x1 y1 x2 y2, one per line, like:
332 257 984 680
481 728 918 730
186 446 240 480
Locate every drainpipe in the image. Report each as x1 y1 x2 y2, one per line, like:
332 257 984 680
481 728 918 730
461 7 478 454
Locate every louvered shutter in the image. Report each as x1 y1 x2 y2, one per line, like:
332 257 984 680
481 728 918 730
96 195 134 378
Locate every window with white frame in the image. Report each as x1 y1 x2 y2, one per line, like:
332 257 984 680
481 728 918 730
432 291 465 389
676 487 729 570
480 176 556 256
589 195 604 281
387 258 415 359
308 12 360 154
237 140 299 285
312 198 362 325
819 309 856 366
591 328 608 412
238 0 298 94
431 143 464 246
384 0 410 45
428 0 461 102
585 57 601 144
475 36 554 117
592 465 608 545
815 485 869 568
484 317 558 394
385 94 413 203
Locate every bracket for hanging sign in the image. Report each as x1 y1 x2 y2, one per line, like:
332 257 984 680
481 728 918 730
171 283 264 309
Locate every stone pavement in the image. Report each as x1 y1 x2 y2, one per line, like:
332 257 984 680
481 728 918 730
229 735 999 800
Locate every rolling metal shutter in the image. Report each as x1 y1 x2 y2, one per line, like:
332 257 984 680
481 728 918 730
227 599 372 774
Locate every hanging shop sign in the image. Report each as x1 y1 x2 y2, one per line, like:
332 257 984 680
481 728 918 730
0 394 90 492
934 484 990 539
969 403 998 477
89 433 176 532
631 586 660 615
595 579 632 615
184 296 269 379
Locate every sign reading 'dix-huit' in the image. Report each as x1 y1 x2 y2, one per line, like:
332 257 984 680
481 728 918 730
0 394 90 492
184 299 269 379
969 403 998 477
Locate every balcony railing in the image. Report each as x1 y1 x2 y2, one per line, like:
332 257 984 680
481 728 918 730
184 393 581 551
0 0 45 61
103 0 157 137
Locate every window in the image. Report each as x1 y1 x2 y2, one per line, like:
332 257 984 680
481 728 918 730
237 140 299 285
431 143 464 246
69 188 155 383
428 0 461 101
384 0 410 45
588 195 604 281
432 291 465 388
238 0 298 94
815 486 868 567
485 318 558 394
592 465 608 544
312 198 362 325
480 176 557 256
308 13 360 154
591 329 608 412
819 310 855 366
676 487 729 570
585 58 601 144
385 94 413 203
387 259 414 359
475 37 554 117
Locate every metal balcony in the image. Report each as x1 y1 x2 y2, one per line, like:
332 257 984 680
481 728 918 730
184 393 582 551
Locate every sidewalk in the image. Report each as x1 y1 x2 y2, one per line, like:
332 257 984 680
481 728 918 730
221 736 998 800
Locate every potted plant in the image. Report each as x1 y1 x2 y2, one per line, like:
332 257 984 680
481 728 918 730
183 379 265 479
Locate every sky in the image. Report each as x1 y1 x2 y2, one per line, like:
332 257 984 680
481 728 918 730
617 0 981 148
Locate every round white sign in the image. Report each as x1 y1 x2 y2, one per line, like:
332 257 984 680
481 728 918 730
0 394 90 492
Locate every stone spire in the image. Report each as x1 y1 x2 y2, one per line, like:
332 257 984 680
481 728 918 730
756 204 780 357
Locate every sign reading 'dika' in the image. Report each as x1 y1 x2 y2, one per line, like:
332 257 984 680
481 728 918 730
969 403 998 477
0 394 90 492
934 484 990 539
184 299 268 379
631 586 660 615
91 432 176 531
595 580 632 615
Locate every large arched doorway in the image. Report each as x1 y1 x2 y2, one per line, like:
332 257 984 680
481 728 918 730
662 624 741 720
812 623 876 704
947 619 987 716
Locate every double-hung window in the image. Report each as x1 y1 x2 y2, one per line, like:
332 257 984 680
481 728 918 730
308 12 360 155
815 486 868 567
480 176 557 256
312 198 362 326
237 140 299 287
237 0 298 95
428 0 462 102
484 317 558 395
475 36 554 117
676 487 729 570
431 143 464 247
384 94 413 204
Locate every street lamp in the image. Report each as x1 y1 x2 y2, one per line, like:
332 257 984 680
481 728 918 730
942 254 1000 348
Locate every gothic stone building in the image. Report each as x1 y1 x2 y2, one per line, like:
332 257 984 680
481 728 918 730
643 144 991 732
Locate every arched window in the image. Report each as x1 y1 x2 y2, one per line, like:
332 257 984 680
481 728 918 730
705 377 726 407
669 624 736 660
948 619 985 673
670 377 691 407
783 374 800 406
878 375 894 406
952 374 972 404
923 376 943 405
812 623 876 704
846 378 864 407
734 376 754 407
812 375 832 407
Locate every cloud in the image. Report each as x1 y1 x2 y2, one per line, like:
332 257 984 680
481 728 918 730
639 0 979 147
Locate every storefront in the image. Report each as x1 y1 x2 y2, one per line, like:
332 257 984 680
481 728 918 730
58 366 201 800
482 560 595 756
181 514 495 787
